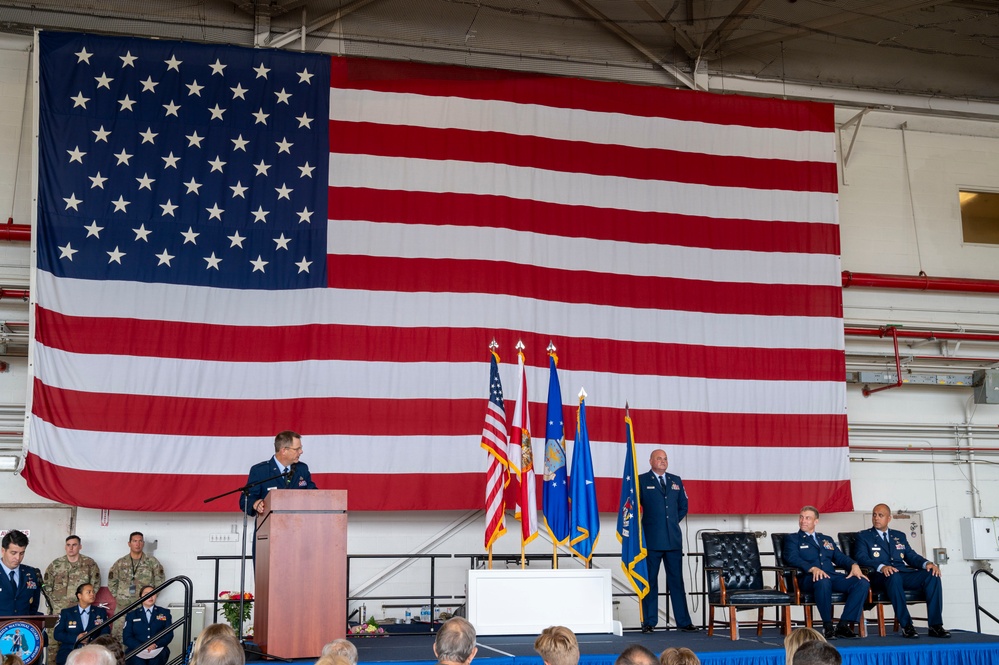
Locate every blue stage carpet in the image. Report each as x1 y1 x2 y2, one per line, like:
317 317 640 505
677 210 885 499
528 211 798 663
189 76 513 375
341 627 999 665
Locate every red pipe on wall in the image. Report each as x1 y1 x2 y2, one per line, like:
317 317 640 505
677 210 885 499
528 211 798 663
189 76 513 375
0 288 29 301
843 271 999 294
0 221 30 242
844 326 999 343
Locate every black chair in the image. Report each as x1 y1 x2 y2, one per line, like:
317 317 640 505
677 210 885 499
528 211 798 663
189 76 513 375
771 532 868 636
838 531 928 637
701 531 793 640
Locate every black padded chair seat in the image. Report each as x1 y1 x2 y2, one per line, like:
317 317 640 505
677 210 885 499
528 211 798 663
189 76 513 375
712 589 794 606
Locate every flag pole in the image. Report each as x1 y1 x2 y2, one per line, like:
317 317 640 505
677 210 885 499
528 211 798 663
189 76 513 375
519 339 526 571
548 340 559 570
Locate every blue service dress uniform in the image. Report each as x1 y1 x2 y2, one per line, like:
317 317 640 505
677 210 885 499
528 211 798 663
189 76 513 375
0 564 42 615
853 527 943 627
123 604 174 665
53 605 110 665
783 530 870 626
638 470 693 628
239 457 317 515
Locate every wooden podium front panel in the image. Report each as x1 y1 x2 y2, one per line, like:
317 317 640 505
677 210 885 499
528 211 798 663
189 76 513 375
255 490 347 658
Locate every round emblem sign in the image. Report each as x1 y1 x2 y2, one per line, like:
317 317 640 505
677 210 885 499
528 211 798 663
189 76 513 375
1 620 43 664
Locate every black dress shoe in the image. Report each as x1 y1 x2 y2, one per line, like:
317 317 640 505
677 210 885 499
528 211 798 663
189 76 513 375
679 625 699 633
823 626 837 640
641 625 654 634
835 624 859 639
901 624 918 639
928 625 951 638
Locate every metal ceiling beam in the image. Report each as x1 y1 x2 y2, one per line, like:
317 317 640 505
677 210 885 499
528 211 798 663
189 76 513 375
631 1 701 64
715 0 953 57
700 0 765 55
269 0 381 49
566 0 699 90
230 0 308 18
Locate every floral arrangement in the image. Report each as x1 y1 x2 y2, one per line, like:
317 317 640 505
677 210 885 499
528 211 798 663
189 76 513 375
348 617 386 637
219 591 253 632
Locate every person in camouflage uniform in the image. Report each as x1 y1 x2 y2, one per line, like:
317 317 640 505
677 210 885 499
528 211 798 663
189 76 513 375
45 535 102 665
107 533 164 639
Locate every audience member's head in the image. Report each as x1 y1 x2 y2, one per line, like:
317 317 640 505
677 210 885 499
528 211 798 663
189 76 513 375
315 656 351 665
321 639 358 665
90 635 125 665
784 627 827 665
66 645 116 665
433 617 477 665
792 641 840 665
3 653 25 665
616 645 658 665
534 626 579 665
190 624 240 665
661 649 699 665
198 624 237 642
190 634 244 665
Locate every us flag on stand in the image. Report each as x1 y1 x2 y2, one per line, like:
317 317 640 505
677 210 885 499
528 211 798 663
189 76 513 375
481 350 509 549
26 31 849 514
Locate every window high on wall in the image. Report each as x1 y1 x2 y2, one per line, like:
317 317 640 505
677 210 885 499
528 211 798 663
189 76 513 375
960 190 999 245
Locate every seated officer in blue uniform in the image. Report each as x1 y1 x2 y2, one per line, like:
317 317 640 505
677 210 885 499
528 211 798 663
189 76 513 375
853 503 950 639
54 583 110 665
783 505 870 640
0 530 43 617
123 585 174 665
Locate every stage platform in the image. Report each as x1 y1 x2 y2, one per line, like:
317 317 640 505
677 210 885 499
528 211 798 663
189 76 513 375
338 627 999 665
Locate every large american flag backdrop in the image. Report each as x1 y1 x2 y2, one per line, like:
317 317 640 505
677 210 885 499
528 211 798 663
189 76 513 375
25 31 849 514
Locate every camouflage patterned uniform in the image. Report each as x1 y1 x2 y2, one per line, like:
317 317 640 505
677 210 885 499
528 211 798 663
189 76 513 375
107 553 165 638
44 554 101 665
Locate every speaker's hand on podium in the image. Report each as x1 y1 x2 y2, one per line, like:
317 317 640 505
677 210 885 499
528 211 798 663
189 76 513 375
254 499 265 514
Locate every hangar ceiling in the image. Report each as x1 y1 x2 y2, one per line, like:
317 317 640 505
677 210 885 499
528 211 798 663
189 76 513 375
0 0 996 107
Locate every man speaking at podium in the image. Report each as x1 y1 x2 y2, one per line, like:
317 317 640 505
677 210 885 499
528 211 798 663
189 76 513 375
240 431 317 517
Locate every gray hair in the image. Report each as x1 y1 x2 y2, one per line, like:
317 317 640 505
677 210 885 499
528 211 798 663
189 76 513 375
434 617 476 664
190 636 244 665
321 639 358 665
66 645 116 665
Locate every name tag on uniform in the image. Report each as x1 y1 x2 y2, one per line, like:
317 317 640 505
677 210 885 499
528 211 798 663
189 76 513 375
799 544 810 549
644 485 655 489
132 618 142 622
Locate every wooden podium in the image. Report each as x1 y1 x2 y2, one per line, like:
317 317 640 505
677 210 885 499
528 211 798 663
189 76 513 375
254 490 347 658
0 615 56 665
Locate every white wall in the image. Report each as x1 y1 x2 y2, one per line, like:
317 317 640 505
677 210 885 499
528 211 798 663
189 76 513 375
0 41 998 637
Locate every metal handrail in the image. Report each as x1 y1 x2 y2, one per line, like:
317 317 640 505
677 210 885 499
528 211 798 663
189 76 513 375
198 551 708 632
973 568 999 633
81 575 193 665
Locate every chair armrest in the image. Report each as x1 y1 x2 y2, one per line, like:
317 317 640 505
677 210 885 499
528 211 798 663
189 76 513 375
761 565 794 593
703 566 728 604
